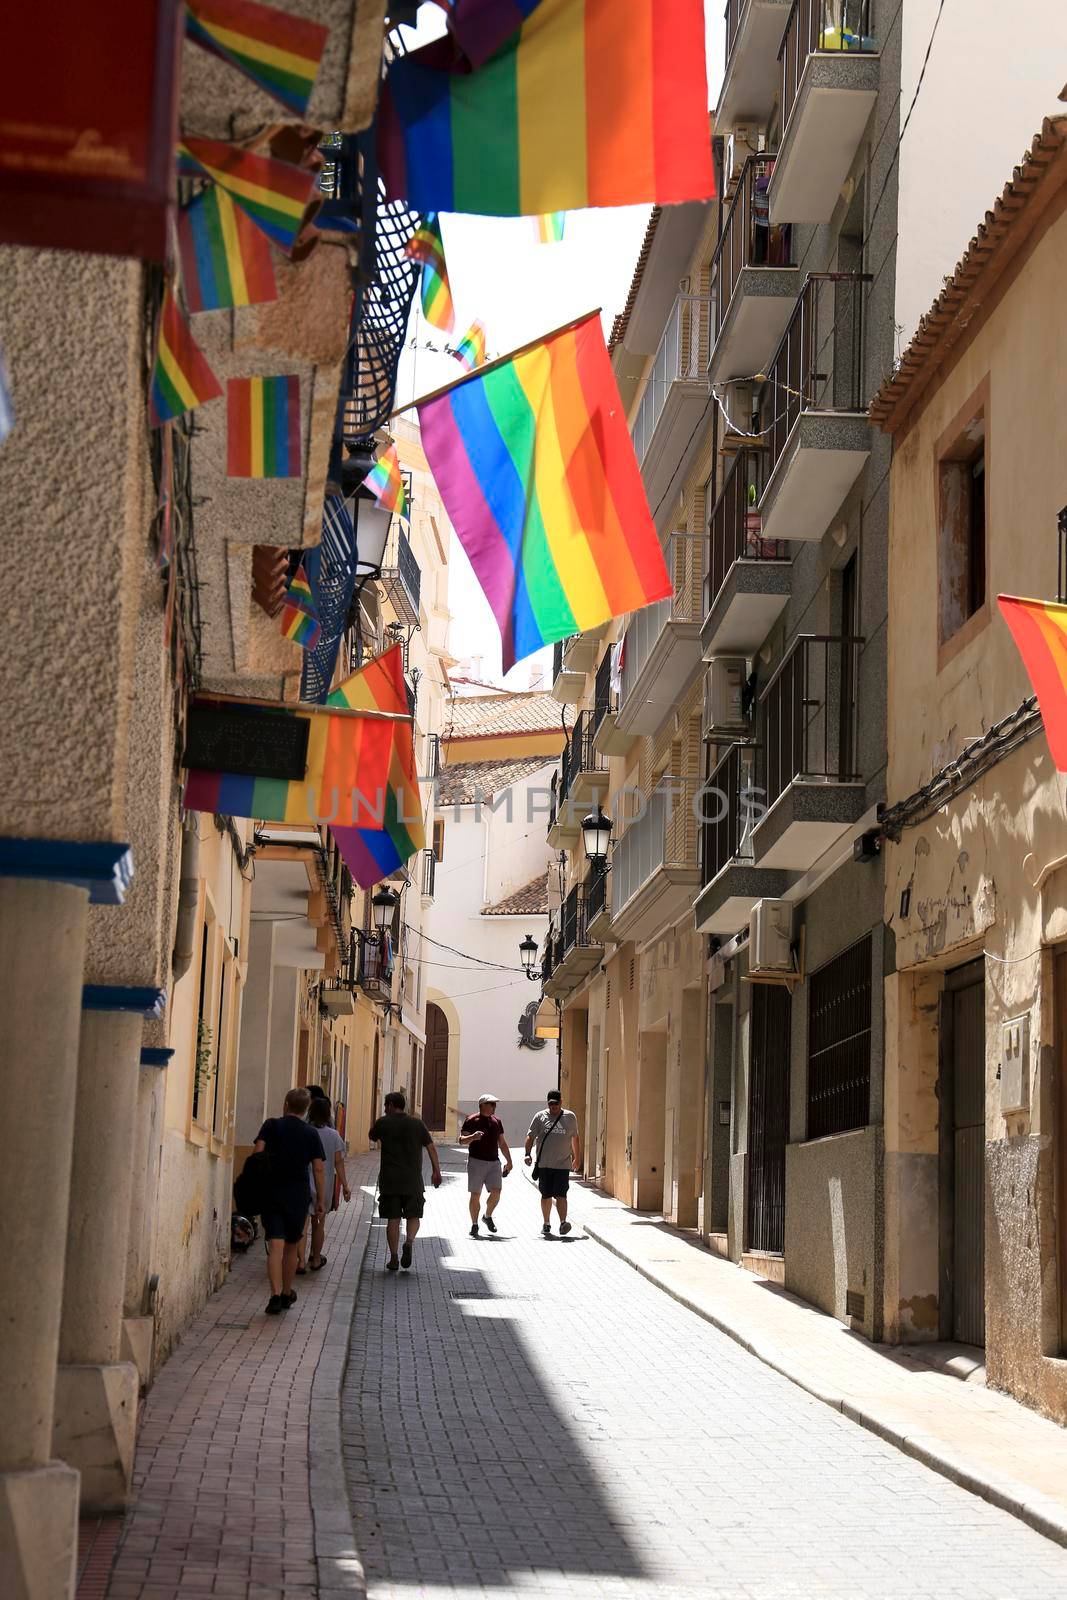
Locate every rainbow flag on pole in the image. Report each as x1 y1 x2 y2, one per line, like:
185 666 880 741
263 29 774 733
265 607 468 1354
178 186 277 312
178 137 316 253
280 560 321 649
535 212 566 243
328 644 426 886
453 320 487 373
417 310 671 670
185 0 329 117
149 286 223 427
362 443 409 520
227 376 301 477
379 0 715 214
405 214 455 333
998 595 1067 768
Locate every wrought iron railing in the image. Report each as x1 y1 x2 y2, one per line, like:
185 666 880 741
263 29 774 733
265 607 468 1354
559 710 606 803
780 0 875 136
760 272 870 484
713 152 791 340
381 521 421 623
359 934 394 992
591 649 614 740
759 634 863 812
619 530 706 710
586 862 608 926
705 449 789 616
700 742 761 886
557 884 594 958
632 294 708 464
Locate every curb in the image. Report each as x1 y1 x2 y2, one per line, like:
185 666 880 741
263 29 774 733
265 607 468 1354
582 1220 1067 1552
309 1184 377 1599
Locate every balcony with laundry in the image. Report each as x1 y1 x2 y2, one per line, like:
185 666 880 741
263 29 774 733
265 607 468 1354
716 0 793 131
632 293 710 530
701 447 791 659
693 741 791 936
768 0 879 225
708 151 798 387
614 531 706 739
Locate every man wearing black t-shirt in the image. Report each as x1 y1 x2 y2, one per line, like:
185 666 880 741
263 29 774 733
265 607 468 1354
254 1087 326 1315
459 1093 512 1237
369 1090 442 1272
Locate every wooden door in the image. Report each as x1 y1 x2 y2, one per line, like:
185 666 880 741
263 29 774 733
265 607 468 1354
422 1003 449 1131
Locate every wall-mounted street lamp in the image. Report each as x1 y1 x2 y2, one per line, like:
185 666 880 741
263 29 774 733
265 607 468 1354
371 884 400 935
519 932 540 980
581 806 612 865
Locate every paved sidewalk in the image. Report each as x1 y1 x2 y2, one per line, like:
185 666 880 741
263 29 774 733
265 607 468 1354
103 1158 378 1600
570 1182 1067 1548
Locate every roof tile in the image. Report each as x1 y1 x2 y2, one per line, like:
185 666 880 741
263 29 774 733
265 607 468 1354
437 756 554 807
484 871 551 917
444 691 564 741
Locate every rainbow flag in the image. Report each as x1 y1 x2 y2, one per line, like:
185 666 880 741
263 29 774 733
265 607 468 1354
185 0 329 117
178 137 316 253
998 596 1067 768
378 0 715 215
405 214 454 333
227 376 301 477
362 443 409 520
328 645 425 887
417 311 671 671
453 320 487 373
178 185 277 312
280 560 321 650
149 286 223 427
535 212 566 243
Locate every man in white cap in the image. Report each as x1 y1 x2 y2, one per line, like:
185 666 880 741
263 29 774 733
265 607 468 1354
459 1094 512 1237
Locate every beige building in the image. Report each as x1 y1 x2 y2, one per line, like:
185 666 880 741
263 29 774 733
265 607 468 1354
872 117 1067 1421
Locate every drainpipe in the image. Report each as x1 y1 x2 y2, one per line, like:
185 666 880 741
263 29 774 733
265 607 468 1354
171 818 200 984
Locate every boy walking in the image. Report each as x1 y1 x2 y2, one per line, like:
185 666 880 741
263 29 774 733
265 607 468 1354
368 1090 442 1271
525 1089 581 1238
254 1087 326 1314
459 1093 512 1236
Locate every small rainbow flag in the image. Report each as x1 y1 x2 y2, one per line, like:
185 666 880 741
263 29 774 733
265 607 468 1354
178 137 317 254
227 375 301 477
328 644 426 886
280 560 321 650
417 310 672 671
453 320 487 373
185 0 329 117
998 596 1067 768
178 185 277 312
149 286 223 427
536 212 566 243
362 443 409 520
379 0 714 214
405 214 454 333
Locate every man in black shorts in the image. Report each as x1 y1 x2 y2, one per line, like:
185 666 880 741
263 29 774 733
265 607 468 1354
254 1086 326 1314
525 1088 581 1238
369 1090 442 1271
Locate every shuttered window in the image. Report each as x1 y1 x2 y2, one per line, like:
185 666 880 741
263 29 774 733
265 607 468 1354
807 933 872 1138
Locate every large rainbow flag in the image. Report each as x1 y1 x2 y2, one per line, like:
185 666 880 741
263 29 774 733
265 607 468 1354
149 286 223 427
227 376 301 477
178 186 277 312
178 137 317 253
378 0 714 215
185 0 329 117
328 645 426 886
998 596 1067 768
417 310 671 670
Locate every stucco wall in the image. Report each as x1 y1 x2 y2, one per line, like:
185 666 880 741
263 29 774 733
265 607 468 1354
785 1126 883 1339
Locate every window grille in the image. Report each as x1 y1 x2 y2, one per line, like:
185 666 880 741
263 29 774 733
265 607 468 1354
807 932 872 1138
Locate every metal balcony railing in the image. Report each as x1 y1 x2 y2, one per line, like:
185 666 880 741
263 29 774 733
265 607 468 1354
713 152 791 340
724 0 747 70
586 862 608 925
612 789 691 913
619 530 706 709
759 634 863 812
359 934 394 992
425 732 441 779
380 522 421 626
591 649 614 740
421 848 436 899
548 769 559 836
705 449 789 615
552 638 565 684
780 0 875 136
559 709 605 803
558 884 592 959
632 294 707 465
700 742 761 886
760 272 870 485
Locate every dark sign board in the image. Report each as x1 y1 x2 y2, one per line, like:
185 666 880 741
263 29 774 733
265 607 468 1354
184 705 310 782
0 1 181 259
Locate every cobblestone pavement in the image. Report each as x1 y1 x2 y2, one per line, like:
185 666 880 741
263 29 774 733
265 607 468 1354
342 1148 1067 1600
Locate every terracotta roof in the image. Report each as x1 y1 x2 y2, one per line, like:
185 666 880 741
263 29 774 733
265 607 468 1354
870 116 1067 435
443 691 564 741
608 207 662 352
437 756 554 807
484 871 551 917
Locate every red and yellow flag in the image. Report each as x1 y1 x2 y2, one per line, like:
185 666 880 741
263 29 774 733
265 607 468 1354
998 594 1067 768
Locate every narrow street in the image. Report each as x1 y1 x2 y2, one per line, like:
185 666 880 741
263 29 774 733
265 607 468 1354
342 1149 1067 1600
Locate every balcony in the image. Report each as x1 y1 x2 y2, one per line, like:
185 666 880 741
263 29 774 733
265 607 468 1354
546 769 579 852
561 708 608 812
757 273 871 544
709 153 798 387
616 531 705 738
319 943 359 1017
420 847 436 904
551 630 603 704
717 0 793 129
693 743 791 936
357 934 394 1002
750 633 866 870
769 0 879 225
702 448 791 658
611 789 701 945
380 521 421 626
632 294 710 529
585 862 612 943
543 885 602 998
590 647 632 757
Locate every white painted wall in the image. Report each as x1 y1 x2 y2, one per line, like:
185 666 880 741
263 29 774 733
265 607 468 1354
895 0 1067 351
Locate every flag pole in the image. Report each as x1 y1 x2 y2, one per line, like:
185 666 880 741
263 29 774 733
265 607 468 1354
388 306 603 419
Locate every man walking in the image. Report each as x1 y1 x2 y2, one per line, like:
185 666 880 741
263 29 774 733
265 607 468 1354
525 1088 581 1238
368 1090 442 1272
254 1087 326 1314
459 1093 512 1237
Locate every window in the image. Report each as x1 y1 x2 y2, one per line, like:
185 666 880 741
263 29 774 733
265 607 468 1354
807 933 872 1138
937 385 989 657
432 818 445 862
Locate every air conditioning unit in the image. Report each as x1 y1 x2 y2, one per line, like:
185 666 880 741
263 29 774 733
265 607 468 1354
750 899 793 974
724 127 762 192
704 657 748 736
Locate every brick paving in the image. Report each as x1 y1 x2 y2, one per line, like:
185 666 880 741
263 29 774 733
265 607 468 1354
342 1148 1067 1600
